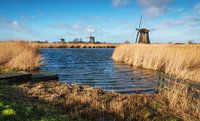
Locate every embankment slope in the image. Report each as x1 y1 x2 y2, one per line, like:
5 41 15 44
112 44 200 83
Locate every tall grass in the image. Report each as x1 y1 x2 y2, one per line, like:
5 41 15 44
161 81 200 120
0 41 42 71
112 44 200 83
30 43 119 48
19 81 182 120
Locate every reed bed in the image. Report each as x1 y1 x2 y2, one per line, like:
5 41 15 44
0 41 42 71
19 81 181 121
112 44 200 83
161 81 200 120
30 43 119 48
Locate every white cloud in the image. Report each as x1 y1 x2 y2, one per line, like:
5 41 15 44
72 23 82 30
51 22 98 35
137 0 174 17
194 3 200 14
21 15 36 21
154 15 200 31
0 18 33 34
12 20 18 26
84 26 96 35
10 20 32 33
112 0 131 7
161 19 185 28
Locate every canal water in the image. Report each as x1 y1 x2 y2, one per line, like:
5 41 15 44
40 48 159 93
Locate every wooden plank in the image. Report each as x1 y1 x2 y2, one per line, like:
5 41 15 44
0 72 58 82
159 73 200 90
189 83 200 90
0 73 32 82
158 73 200 99
31 72 58 82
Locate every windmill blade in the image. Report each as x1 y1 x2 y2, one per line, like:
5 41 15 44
138 16 142 29
135 31 139 43
135 16 142 43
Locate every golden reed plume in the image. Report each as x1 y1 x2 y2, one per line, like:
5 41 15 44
0 41 42 71
112 44 200 83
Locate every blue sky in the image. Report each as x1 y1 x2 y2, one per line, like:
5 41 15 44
0 0 200 43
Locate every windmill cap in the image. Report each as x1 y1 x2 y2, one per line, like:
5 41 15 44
136 28 150 33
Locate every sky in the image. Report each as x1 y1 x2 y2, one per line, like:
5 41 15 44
0 0 200 43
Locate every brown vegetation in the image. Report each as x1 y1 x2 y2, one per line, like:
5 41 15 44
0 41 42 71
112 44 200 83
30 43 119 48
160 80 200 120
19 81 183 121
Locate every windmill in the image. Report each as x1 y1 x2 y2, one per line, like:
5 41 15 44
135 16 150 44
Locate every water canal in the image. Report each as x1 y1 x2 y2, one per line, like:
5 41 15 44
40 48 159 93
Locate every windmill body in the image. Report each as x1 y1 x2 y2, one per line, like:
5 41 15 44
136 28 150 43
135 16 151 44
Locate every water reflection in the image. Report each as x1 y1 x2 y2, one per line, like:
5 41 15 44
40 48 159 93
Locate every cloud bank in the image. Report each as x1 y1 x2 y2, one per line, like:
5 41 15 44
0 16 33 34
137 0 174 17
112 0 131 7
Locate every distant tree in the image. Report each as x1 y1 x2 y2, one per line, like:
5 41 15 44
96 41 100 44
187 40 195 44
168 42 173 44
124 40 130 44
73 38 79 43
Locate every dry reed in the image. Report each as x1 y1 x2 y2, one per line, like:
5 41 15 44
19 81 181 121
161 81 200 120
30 43 119 48
0 41 42 71
112 44 200 83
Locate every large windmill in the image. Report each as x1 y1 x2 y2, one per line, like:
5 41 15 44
135 16 150 44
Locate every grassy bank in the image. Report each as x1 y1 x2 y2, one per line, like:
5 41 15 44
6 80 183 121
0 41 42 72
0 80 88 121
112 44 200 83
0 79 199 121
30 43 119 48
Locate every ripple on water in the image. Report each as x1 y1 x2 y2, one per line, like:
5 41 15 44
40 48 159 94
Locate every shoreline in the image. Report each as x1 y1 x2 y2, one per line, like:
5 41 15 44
31 43 120 48
112 44 200 83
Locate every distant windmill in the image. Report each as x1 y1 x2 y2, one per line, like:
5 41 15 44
135 16 150 44
60 37 65 43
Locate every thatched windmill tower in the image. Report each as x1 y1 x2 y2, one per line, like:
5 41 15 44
135 16 150 44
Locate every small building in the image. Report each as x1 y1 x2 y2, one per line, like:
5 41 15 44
136 28 150 44
88 36 95 44
60 37 65 43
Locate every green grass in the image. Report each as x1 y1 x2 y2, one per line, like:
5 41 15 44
0 80 88 121
0 68 19 74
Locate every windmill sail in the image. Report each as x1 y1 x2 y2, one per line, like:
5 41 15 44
135 16 143 43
